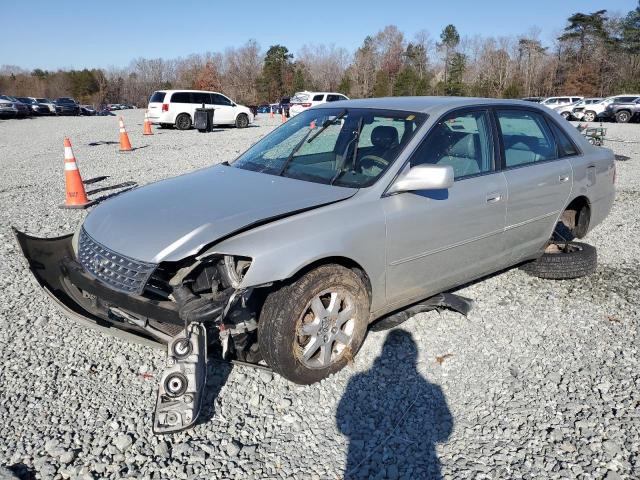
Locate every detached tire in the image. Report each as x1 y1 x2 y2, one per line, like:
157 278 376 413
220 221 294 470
520 242 597 280
258 264 369 384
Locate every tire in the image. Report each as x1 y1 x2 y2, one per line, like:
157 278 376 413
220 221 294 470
175 113 192 130
258 264 369 384
583 111 596 122
615 110 631 123
561 111 570 119
519 241 597 280
235 113 249 128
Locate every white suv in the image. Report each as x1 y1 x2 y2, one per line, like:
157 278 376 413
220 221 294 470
289 91 349 117
577 94 640 122
147 90 254 130
540 96 583 109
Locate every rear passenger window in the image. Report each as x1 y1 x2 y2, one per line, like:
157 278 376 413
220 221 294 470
192 92 211 104
313 94 324 101
171 92 191 103
149 91 166 103
497 110 557 167
548 121 578 157
410 110 494 179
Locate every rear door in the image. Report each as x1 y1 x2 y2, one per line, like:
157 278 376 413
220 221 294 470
496 108 572 262
169 91 194 121
384 108 508 305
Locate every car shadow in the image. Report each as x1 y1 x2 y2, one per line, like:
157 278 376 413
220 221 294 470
337 329 453 479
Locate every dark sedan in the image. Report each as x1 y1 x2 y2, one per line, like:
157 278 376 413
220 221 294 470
54 98 80 116
16 97 52 115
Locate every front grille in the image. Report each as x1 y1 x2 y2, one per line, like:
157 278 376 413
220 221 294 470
77 228 156 295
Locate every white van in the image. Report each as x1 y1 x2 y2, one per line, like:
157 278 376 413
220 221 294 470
147 90 254 129
288 91 349 117
540 96 583 109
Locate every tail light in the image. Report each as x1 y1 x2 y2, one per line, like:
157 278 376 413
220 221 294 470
161 103 169 112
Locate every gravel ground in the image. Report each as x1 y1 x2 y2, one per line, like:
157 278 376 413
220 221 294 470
0 111 639 479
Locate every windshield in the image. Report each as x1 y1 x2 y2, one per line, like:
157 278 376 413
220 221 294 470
231 107 427 188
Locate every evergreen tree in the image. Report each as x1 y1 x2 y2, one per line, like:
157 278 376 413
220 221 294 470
372 70 391 97
445 53 466 96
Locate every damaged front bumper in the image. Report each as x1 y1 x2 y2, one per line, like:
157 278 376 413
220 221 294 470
13 228 228 346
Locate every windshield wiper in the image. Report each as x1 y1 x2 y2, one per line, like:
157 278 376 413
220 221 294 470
277 128 314 176
330 116 363 185
307 109 347 145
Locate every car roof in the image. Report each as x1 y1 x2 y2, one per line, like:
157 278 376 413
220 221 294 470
316 96 556 114
159 89 224 94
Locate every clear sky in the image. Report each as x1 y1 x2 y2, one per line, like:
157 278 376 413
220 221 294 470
2 0 637 70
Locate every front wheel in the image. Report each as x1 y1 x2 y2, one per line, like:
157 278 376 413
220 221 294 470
235 113 249 128
258 264 369 384
175 113 192 130
615 111 631 123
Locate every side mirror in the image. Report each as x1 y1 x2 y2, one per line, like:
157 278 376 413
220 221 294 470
388 164 454 194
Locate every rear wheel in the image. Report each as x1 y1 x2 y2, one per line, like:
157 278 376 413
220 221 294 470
235 113 249 128
583 111 596 122
615 110 631 123
175 113 192 130
520 241 597 279
258 264 369 384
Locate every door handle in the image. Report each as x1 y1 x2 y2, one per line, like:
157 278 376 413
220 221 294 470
486 192 502 203
559 175 570 183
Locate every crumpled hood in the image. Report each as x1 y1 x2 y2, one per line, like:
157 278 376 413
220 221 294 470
82 165 357 263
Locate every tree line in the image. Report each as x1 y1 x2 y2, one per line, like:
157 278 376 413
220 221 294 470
1 3 638 106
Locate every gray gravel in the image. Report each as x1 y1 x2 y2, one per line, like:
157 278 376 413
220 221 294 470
0 111 639 479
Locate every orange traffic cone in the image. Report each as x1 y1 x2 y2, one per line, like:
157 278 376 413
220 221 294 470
143 110 153 135
119 116 133 152
270 107 274 119
281 109 286 123
60 138 94 209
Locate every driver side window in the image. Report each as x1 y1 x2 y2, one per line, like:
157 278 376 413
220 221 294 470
410 110 495 179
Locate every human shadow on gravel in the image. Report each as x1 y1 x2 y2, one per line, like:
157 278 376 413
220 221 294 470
337 330 453 480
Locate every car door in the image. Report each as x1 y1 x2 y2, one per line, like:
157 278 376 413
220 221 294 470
496 108 573 263
211 93 235 124
169 91 193 121
384 108 508 305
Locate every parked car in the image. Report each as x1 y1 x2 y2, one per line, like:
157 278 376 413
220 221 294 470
0 96 30 117
540 96 583 109
601 97 640 123
35 98 57 114
257 104 271 114
16 97 51 115
54 98 80 116
79 105 96 116
289 91 350 117
16 97 615 432
0 98 18 118
578 94 640 122
147 90 254 130
567 98 603 120
521 97 544 103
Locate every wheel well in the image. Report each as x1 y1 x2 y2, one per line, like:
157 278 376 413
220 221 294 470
561 196 591 238
289 256 372 302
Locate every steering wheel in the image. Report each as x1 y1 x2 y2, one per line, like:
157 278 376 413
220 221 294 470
358 155 388 173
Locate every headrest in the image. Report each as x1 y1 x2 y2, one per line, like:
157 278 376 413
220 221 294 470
371 126 399 149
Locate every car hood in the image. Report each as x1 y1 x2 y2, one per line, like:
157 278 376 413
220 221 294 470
82 165 357 263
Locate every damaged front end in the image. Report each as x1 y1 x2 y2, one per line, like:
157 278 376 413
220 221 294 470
14 227 263 433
